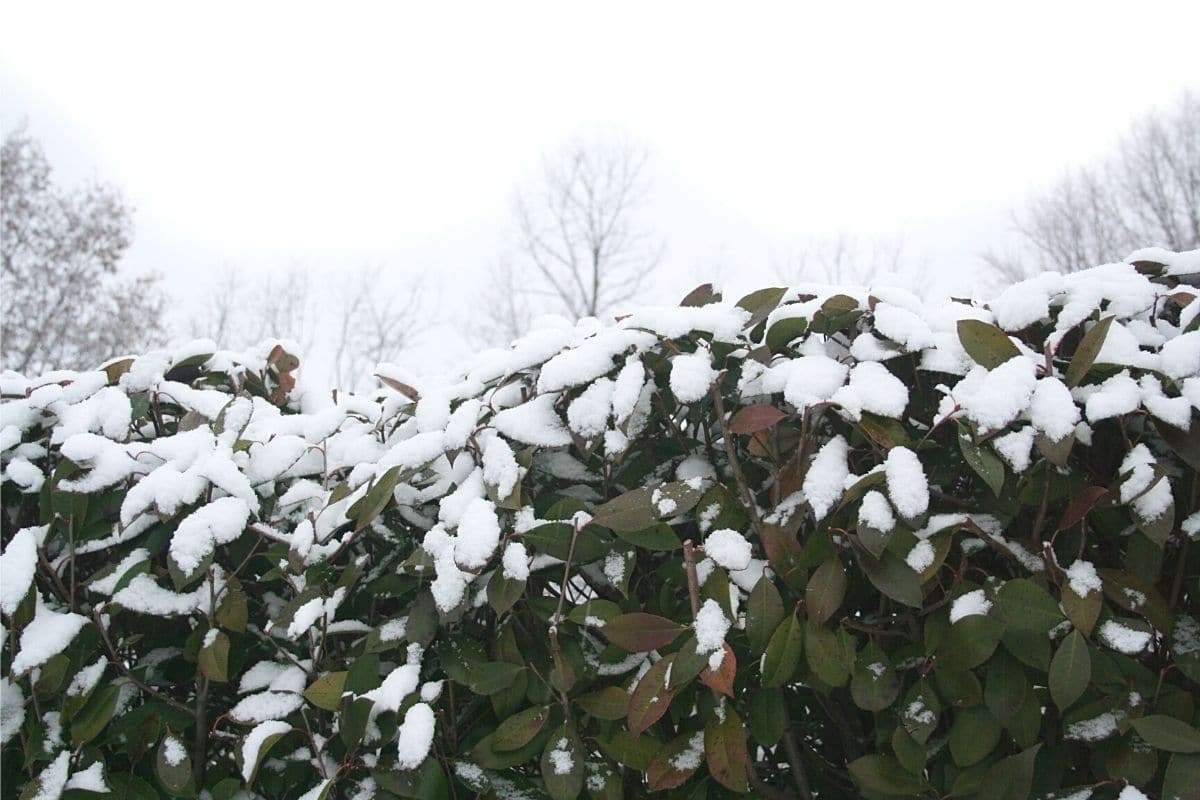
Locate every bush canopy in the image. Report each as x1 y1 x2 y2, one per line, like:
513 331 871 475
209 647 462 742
2 248 1200 800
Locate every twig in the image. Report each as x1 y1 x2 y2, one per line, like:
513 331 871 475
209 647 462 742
92 610 192 714
783 723 815 800
711 383 765 538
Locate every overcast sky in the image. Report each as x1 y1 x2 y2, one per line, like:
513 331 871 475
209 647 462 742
2 1 1198 377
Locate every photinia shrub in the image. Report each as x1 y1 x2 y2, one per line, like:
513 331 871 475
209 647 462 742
2 248 1199 800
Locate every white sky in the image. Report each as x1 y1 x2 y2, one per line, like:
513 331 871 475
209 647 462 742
2 1 1199 377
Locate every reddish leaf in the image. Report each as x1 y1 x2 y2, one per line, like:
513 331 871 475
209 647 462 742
705 705 750 793
728 404 788 435
680 283 722 307
1057 487 1110 531
646 730 705 791
628 655 678 736
700 644 737 697
602 613 686 653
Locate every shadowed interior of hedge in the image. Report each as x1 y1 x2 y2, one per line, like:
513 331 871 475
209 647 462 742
2 248 1199 800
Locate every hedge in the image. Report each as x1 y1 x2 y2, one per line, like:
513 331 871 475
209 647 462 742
2 248 1199 800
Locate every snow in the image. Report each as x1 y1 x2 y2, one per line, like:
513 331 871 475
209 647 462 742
1139 375 1192 429
1098 620 1152 654
67 657 108 697
1065 560 1102 597
993 427 1034 472
670 349 716 403
704 529 752 571
230 691 305 723
626 305 751 343
395 703 436 770
694 599 730 654
482 437 520 498
491 394 571 447
1119 444 1173 522
11 601 89 674
455 498 501 570
950 357 1037 434
170 496 252 575
831 361 909 420
949 589 992 623
114 575 204 616
873 302 935 351
858 491 896 531
603 551 627 586
611 357 645 424
1185 510 1200 540
0 525 48 615
0 677 24 747
4 457 44 492
1066 711 1120 741
885 446 929 519
567 378 614 437
1159 331 1200 379
781 355 848 409
1117 787 1149 800
803 436 849 520
501 542 530 581
64 762 109 793
670 732 706 772
1084 371 1142 422
905 540 935 572
31 751 70 800
548 737 575 775
420 681 443 703
163 736 188 765
537 330 653 393
242 720 293 782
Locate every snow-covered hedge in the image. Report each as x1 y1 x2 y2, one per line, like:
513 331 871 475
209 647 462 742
3 249 1200 800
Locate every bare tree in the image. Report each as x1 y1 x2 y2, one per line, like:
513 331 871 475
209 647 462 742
775 234 928 287
190 264 319 356
476 135 664 344
331 265 427 392
985 89 1199 284
1 126 165 373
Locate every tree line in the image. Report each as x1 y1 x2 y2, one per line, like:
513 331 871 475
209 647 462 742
2 89 1197 380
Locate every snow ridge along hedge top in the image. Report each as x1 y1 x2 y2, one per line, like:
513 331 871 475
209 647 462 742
2 248 1199 800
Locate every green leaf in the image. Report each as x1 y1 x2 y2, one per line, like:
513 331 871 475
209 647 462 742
353 465 404 532
465 662 524 695
487 571 525 615
958 429 1005 497
215 587 248 633
575 687 630 721
705 704 751 794
957 319 1020 368
858 549 923 608
736 286 788 328
1065 315 1114 388
613 523 682 551
766 315 808 352
592 481 704 532
806 557 847 625
748 689 786 748
155 732 194 796
977 744 1041 800
601 613 686 652
1163 753 1200 800
304 671 347 711
198 630 230 682
493 705 551 752
949 706 1002 767
746 575 785 652
761 612 803 688
70 684 120 746
1048 630 1090 711
847 755 925 796
804 620 853 688
851 643 900 712
984 649 1028 723
540 723 585 800
937 615 1004 672
1130 715 1200 753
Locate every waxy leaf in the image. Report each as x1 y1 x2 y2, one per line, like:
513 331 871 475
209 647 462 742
1048 630 1090 711
957 319 1020 368
602 613 686 652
